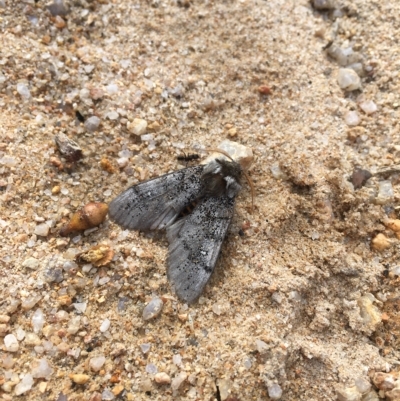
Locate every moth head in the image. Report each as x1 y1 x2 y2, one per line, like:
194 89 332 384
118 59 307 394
202 158 242 198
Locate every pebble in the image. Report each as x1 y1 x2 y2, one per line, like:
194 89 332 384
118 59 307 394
14 374 33 395
127 118 147 136
69 374 90 384
268 383 283 400
34 223 50 237
357 295 382 328
22 257 40 270
31 358 54 380
101 388 115 400
106 110 119 120
25 332 41 346
362 391 379 401
344 111 360 126
384 219 400 233
73 302 87 314
89 355 106 372
4 334 19 352
312 0 336 10
171 372 187 391
375 180 394 204
328 46 360 67
31 308 45 333
155 372 171 384
140 343 151 354
142 297 164 320
21 295 41 310
146 363 158 374
371 233 391 252
16 83 31 99
354 377 371 394
350 168 371 189
84 116 101 132
255 339 269 353
48 0 68 16
336 385 362 401
173 354 182 366
100 318 111 332
386 387 400 401
0 155 18 167
372 372 396 391
337 69 361 91
359 100 377 115
106 84 119 95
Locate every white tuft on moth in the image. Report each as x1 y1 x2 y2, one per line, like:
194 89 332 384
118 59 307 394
108 145 253 304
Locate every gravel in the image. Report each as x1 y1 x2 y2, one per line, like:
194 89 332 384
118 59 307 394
1 0 400 399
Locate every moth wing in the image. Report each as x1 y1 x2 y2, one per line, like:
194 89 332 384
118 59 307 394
166 196 235 304
108 165 204 231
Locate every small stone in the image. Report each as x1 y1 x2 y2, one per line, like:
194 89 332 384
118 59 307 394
70 374 90 384
337 68 361 91
55 133 83 162
142 297 163 320
155 372 171 384
34 223 50 237
21 295 41 310
372 372 396 391
140 343 151 354
14 374 34 396
384 219 400 233
255 339 269 353
350 168 372 189
354 377 371 394
336 385 362 401
4 334 19 352
171 372 187 391
344 111 360 126
99 318 111 332
32 308 45 333
173 354 182 366
146 363 158 374
16 83 31 99
312 0 336 10
386 388 400 401
106 110 119 120
371 233 391 252
112 385 124 396
85 116 101 132
89 355 106 372
48 0 69 16
376 180 394 204
357 295 382 328
73 302 87 314
31 358 54 380
25 332 41 346
362 390 379 401
22 257 40 270
268 383 283 400
216 378 232 400
106 84 119 95
127 118 147 136
0 314 10 323
359 100 377 115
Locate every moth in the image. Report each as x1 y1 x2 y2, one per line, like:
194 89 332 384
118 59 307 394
108 151 252 304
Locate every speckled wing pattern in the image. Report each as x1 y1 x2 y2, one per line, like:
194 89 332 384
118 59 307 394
109 158 242 304
166 196 235 304
108 165 204 231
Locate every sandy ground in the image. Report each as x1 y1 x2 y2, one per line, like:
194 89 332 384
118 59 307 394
1 0 400 400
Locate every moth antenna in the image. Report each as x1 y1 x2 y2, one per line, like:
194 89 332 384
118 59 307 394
204 147 254 214
243 170 254 214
